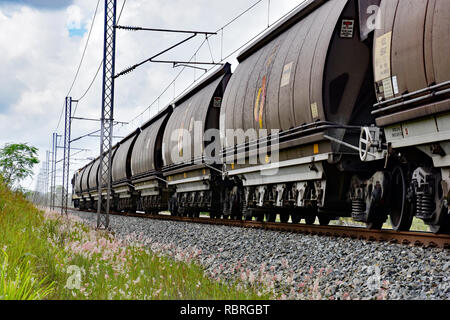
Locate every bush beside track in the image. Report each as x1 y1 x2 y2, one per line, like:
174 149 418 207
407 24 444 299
0 179 269 300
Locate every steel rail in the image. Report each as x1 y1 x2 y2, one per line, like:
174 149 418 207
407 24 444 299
66 208 450 249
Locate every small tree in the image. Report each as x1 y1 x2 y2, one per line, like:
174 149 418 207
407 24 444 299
0 143 39 188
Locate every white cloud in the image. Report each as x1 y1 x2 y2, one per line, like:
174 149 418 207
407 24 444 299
0 0 307 191
66 4 83 30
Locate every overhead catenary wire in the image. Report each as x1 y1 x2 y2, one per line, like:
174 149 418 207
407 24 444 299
221 0 265 30
66 0 101 98
206 35 215 63
72 0 128 118
55 0 101 132
70 0 304 144
49 0 128 196
125 0 307 128
118 35 210 131
125 0 269 126
77 63 102 103
45 0 303 197
174 0 309 100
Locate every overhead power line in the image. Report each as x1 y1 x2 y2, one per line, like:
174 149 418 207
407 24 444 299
126 0 305 126
55 0 101 132
72 0 128 118
66 0 101 97
57 0 127 130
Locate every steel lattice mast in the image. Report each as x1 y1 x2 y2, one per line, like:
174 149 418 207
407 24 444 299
50 132 58 210
61 97 72 215
45 150 50 206
97 0 117 229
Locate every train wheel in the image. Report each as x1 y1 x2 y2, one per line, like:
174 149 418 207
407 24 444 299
291 212 301 224
429 224 447 234
304 205 316 225
280 213 289 223
428 207 450 234
366 207 386 230
304 215 316 225
365 187 387 230
266 212 276 222
390 166 414 231
318 216 330 226
231 205 242 220
366 219 384 230
244 210 253 221
255 213 264 222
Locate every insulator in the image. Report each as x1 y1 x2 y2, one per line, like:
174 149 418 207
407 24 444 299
115 65 137 78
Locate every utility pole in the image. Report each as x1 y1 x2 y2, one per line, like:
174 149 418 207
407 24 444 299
61 97 74 215
45 150 50 206
97 0 117 229
50 132 57 210
34 165 45 205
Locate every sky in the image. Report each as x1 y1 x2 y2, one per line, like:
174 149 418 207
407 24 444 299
0 0 306 192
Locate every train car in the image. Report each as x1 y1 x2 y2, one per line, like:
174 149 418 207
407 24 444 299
111 128 141 212
71 0 449 234
71 170 81 208
130 106 172 213
79 161 95 210
87 146 118 211
355 0 450 233
87 156 101 210
162 63 232 217
219 0 380 225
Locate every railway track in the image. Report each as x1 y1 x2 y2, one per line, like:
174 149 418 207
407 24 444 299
65 207 450 249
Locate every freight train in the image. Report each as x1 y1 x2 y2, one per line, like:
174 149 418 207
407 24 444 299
72 0 450 233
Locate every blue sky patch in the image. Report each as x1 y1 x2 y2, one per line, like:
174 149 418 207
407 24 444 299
0 102 9 114
0 0 74 9
69 27 87 37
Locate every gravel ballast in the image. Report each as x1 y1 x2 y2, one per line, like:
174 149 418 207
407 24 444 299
69 211 450 300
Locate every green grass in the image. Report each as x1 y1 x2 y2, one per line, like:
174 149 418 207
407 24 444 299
0 250 54 300
0 179 270 300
